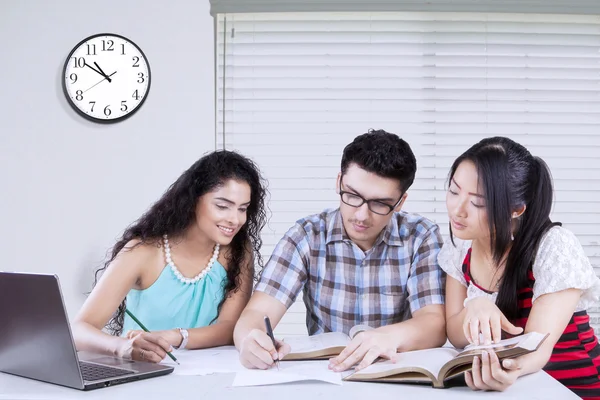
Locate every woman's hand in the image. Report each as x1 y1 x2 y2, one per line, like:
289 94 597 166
126 329 182 347
463 297 523 345
465 350 522 391
119 331 174 363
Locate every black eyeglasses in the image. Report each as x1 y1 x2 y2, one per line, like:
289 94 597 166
339 177 403 216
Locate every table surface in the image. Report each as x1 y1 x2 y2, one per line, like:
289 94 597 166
0 367 579 400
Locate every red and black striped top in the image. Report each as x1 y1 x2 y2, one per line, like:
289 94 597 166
463 248 600 400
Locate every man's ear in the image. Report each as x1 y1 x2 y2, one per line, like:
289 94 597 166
512 204 526 218
335 172 342 194
394 193 408 212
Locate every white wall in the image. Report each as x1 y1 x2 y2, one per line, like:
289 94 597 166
0 1 215 320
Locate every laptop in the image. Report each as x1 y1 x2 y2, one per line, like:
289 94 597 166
0 272 174 390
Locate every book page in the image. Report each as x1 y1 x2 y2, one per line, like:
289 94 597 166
232 360 342 386
457 332 546 358
352 347 459 379
283 332 350 354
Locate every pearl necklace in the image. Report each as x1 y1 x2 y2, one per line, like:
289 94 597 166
162 234 220 285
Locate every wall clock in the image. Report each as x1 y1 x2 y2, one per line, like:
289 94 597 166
62 33 151 123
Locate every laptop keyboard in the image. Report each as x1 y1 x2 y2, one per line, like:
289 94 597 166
79 361 135 381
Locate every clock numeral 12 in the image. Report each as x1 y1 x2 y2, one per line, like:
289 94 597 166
102 40 114 51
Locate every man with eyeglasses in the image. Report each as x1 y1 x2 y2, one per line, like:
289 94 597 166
234 130 446 371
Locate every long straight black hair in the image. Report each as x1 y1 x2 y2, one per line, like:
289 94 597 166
448 137 560 320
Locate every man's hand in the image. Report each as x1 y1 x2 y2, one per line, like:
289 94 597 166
328 330 398 372
238 328 291 369
465 350 522 391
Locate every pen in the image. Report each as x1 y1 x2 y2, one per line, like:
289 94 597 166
264 315 280 370
125 309 180 365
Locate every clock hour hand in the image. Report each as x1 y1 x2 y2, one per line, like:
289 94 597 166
83 61 112 83
94 62 112 82
83 71 117 93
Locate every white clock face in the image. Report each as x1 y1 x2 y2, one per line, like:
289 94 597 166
63 34 150 122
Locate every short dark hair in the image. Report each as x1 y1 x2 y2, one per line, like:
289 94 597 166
341 129 417 193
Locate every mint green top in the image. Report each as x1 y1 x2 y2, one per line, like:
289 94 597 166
122 261 228 334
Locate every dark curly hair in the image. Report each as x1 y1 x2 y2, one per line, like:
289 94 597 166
341 129 417 193
94 150 268 335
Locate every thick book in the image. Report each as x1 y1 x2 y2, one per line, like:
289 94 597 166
281 332 351 360
343 332 549 388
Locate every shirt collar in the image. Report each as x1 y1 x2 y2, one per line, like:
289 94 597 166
325 209 349 244
379 213 404 247
326 209 404 247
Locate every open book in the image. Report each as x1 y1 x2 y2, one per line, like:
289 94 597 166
344 331 549 388
281 332 351 360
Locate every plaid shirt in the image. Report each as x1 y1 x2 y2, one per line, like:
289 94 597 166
255 208 445 335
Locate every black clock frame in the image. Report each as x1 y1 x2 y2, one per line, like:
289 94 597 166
62 33 151 124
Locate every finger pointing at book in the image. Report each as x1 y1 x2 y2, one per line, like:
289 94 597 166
328 330 397 372
463 297 523 345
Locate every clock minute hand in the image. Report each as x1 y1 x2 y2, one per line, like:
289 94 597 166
94 61 112 83
83 62 109 81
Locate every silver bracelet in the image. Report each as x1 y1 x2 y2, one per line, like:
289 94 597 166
174 328 189 349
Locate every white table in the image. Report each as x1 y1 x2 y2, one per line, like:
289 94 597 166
0 369 579 400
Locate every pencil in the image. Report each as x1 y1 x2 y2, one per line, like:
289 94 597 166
125 309 180 365
264 315 280 370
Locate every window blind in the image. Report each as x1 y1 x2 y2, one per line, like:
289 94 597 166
216 12 600 336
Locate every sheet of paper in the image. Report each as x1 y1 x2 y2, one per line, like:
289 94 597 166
232 360 342 387
283 332 350 353
161 346 246 375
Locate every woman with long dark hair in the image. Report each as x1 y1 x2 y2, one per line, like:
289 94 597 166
73 150 267 363
439 137 600 398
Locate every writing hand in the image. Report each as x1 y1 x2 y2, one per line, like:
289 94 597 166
238 329 291 370
119 331 173 364
127 329 183 347
83 71 117 93
94 61 112 82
